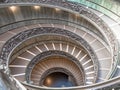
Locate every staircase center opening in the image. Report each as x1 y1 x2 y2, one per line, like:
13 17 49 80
43 72 75 87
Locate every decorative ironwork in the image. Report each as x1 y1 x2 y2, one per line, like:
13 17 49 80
0 0 115 60
0 27 98 78
0 0 115 44
25 50 85 84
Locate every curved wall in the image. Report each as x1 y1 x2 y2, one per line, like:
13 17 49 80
0 0 119 90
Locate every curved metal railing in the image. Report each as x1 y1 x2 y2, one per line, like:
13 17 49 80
0 0 120 21
21 75 120 90
0 0 119 90
0 70 26 90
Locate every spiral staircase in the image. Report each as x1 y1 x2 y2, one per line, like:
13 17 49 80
0 0 120 90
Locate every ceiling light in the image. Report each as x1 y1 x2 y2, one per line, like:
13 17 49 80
9 6 17 12
34 6 40 10
55 8 61 12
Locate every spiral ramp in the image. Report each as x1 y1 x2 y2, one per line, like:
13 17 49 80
0 0 120 90
1 24 113 85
